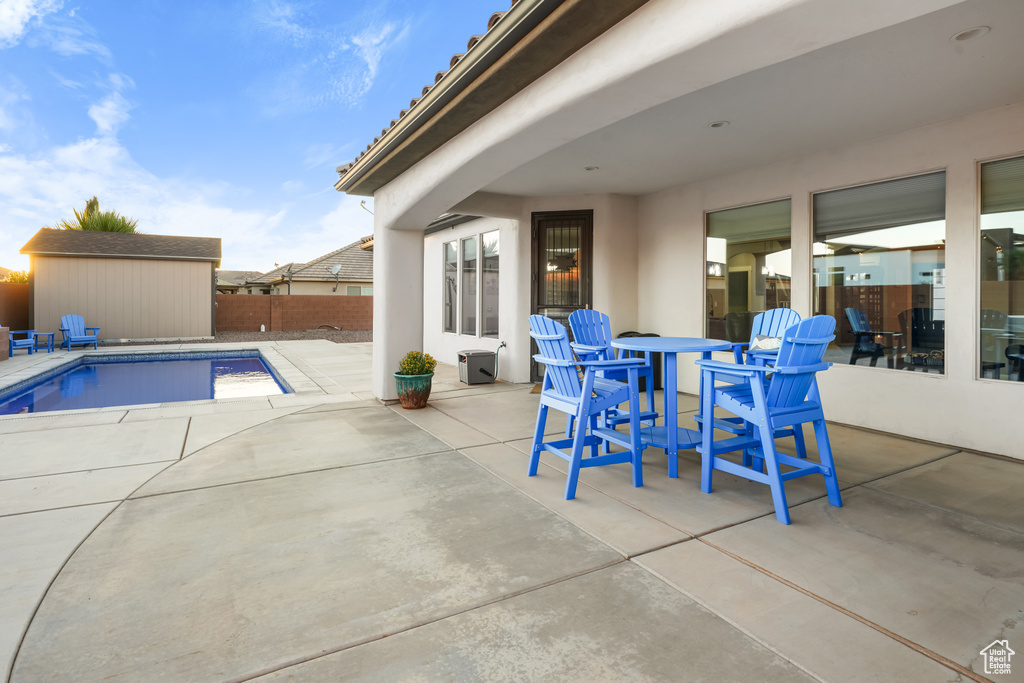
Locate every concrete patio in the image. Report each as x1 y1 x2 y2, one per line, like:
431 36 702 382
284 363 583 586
1 340 1021 682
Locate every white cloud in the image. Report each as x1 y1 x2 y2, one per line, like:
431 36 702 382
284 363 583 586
249 8 409 114
350 22 404 95
88 91 132 136
86 73 135 136
31 11 111 61
0 0 61 47
0 135 374 272
252 0 311 43
0 80 30 131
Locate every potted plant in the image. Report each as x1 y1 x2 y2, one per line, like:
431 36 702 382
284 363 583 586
395 350 437 409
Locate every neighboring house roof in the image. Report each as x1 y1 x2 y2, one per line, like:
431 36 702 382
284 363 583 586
0 266 10 279
334 0 649 196
216 269 261 285
269 237 373 284
21 228 222 263
246 263 303 285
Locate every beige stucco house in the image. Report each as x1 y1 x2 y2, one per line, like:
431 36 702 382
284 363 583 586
335 0 1024 460
265 237 374 296
21 228 221 341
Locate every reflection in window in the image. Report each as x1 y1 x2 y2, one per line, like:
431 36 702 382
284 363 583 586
813 172 946 371
481 231 499 338
443 241 457 332
706 199 792 342
461 236 477 335
980 156 1024 381
346 285 361 296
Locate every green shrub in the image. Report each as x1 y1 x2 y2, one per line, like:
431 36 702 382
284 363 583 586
397 351 437 375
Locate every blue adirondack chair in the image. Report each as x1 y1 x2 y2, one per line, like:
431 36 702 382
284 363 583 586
568 309 658 444
695 315 842 524
7 328 35 356
529 315 648 500
59 314 100 350
700 308 808 461
731 308 802 365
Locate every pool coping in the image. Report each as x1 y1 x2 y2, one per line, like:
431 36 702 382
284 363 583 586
0 343 343 420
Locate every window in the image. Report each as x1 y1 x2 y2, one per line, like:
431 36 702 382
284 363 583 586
461 236 478 335
980 156 1024 381
813 172 946 371
442 232 500 337
706 199 792 342
443 241 457 332
481 231 499 338
346 286 361 296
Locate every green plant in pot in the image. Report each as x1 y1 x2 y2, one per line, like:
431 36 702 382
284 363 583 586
395 351 437 409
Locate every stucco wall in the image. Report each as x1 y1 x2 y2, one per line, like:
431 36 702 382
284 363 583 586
423 216 519 380
31 256 213 339
637 101 1024 459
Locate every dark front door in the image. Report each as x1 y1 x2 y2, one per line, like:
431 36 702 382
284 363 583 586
531 210 594 381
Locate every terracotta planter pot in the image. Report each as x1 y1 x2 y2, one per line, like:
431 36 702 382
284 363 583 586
394 372 433 409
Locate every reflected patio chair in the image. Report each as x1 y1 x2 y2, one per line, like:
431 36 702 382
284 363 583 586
845 307 899 367
980 308 1008 378
897 308 944 372
1006 344 1024 382
529 315 647 500
568 309 657 446
696 315 842 524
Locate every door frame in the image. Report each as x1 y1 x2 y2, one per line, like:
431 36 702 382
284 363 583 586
530 210 594 381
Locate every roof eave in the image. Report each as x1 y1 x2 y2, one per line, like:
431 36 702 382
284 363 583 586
335 0 650 197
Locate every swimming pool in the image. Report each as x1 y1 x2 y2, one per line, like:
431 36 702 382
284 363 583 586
0 351 291 415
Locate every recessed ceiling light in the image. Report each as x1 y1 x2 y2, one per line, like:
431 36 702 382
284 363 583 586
951 26 990 42
583 166 599 171
708 120 730 129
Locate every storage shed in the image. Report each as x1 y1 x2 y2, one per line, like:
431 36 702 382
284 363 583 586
21 229 222 341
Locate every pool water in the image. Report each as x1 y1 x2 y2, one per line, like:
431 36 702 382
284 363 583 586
0 355 288 415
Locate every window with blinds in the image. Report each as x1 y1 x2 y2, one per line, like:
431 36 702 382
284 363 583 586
979 155 1024 381
705 198 792 343
812 172 946 372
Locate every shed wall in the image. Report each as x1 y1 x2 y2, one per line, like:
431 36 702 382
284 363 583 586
31 256 213 339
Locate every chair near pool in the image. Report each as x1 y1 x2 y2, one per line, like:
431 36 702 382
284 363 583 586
6 327 36 356
59 314 100 351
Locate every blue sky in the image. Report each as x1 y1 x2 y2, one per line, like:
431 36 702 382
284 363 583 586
0 0 489 271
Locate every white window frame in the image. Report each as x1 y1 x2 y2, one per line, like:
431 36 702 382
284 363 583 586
443 231 499 338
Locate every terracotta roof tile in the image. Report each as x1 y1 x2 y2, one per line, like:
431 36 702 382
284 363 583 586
277 237 373 282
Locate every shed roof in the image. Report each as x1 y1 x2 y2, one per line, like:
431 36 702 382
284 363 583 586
272 237 373 283
21 229 222 263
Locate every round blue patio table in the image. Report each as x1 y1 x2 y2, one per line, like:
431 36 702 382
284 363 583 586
611 336 731 478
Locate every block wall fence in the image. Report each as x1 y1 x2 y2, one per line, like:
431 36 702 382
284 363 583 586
215 294 372 332
0 283 30 331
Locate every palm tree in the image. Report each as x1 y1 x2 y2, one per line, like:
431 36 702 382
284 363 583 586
52 197 139 233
